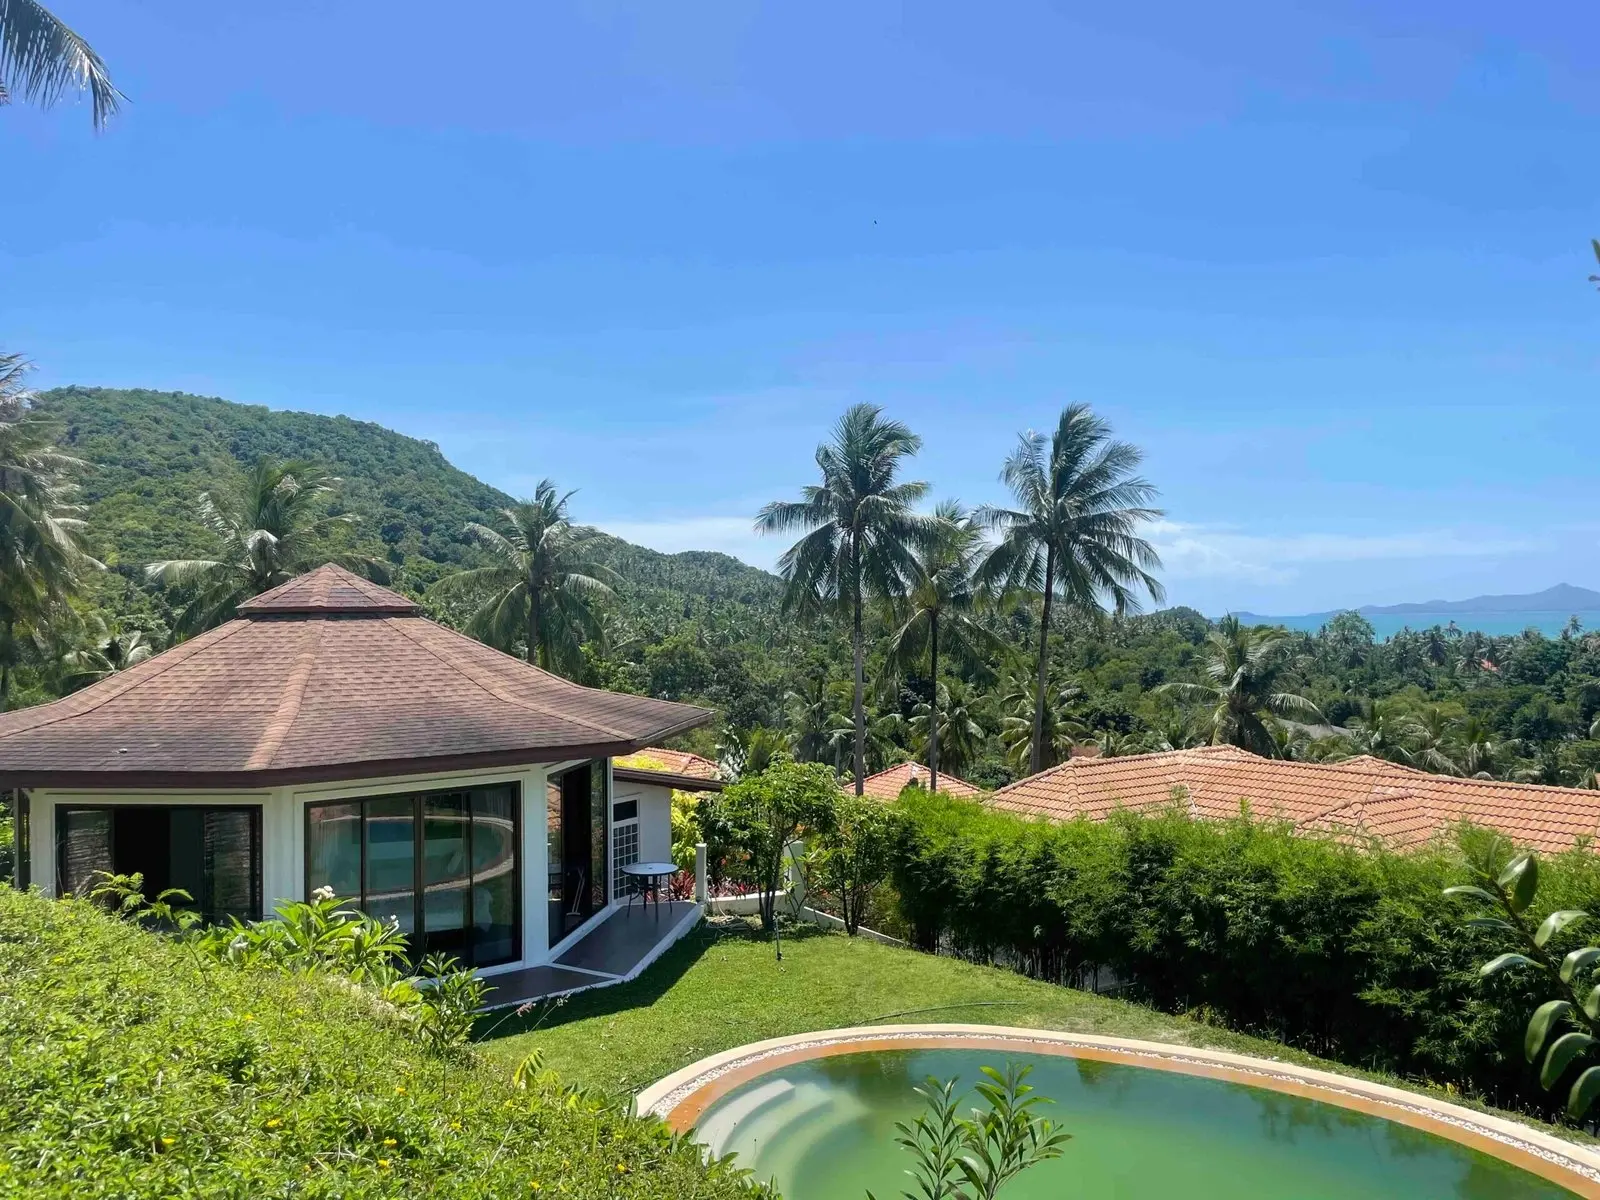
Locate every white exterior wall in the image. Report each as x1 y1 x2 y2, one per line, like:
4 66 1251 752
23 756 676 975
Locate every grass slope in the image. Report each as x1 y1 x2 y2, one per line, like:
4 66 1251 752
0 887 757 1199
484 918 1595 1147
487 920 1372 1096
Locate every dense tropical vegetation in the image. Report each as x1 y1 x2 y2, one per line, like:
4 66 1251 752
0 381 1595 792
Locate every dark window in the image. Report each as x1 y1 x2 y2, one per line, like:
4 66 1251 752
305 783 521 969
612 799 638 822
546 761 609 948
55 805 262 923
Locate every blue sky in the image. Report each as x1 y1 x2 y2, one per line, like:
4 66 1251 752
5 1 1597 615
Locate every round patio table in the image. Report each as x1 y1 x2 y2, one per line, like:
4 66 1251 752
621 861 678 915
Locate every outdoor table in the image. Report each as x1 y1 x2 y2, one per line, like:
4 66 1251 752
620 861 678 915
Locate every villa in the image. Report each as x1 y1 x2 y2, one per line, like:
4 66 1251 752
0 563 720 1002
859 761 980 800
988 744 1600 854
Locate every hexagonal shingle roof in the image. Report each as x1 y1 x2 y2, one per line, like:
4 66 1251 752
0 564 712 788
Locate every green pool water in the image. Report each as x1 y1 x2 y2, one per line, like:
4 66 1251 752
693 1049 1583 1199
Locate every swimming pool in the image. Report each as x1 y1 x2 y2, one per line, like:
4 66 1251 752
640 1027 1600 1199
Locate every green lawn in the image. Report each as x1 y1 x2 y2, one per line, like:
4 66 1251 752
482 918 1402 1100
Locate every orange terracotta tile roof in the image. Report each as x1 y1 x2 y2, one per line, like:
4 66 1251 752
0 564 713 788
859 761 981 800
988 745 1600 855
612 747 724 790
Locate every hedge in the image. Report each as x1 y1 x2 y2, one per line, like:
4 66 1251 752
888 789 1600 1121
0 885 763 1198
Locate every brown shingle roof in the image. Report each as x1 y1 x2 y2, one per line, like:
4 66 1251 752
860 761 981 800
0 564 712 787
988 745 1600 855
237 564 419 615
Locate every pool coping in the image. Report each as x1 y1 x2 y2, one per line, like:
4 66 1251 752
636 1024 1600 1198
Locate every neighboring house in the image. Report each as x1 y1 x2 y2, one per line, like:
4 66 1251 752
859 761 981 800
989 744 1600 855
0 564 716 1002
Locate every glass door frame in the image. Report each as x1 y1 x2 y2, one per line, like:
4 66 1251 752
303 782 523 970
54 802 263 922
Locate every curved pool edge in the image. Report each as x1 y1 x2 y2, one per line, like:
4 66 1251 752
635 1024 1600 1199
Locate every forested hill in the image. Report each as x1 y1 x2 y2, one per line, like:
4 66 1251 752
35 385 783 634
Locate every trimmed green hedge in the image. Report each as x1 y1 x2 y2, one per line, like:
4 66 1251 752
888 790 1600 1120
0 886 761 1198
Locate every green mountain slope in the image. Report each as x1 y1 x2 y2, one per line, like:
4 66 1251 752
36 385 783 635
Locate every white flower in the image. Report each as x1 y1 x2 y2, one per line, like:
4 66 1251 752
229 936 249 955
311 886 335 903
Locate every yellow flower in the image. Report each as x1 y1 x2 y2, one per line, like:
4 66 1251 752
378 1159 391 1170
449 1121 462 1132
241 1013 255 1023
382 1138 397 1147
529 1184 541 1192
160 1137 175 1147
615 1162 629 1174
265 1118 282 1129
394 1085 407 1095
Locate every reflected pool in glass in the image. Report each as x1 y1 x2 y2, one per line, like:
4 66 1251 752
694 1049 1580 1199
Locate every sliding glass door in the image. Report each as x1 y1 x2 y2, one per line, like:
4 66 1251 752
55 805 262 923
546 761 608 948
305 783 521 969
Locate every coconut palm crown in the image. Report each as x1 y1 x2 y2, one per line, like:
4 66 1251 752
147 457 370 639
1157 616 1321 757
1 0 122 129
756 403 935 795
977 404 1165 774
428 480 617 676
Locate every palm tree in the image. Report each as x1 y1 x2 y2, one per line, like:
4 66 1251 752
908 679 986 782
1345 698 1418 766
978 404 1164 775
0 0 121 128
1403 706 1463 776
428 480 617 675
997 672 1087 773
882 499 1002 793
0 352 97 707
756 404 933 795
783 675 837 764
1157 616 1320 757
147 457 365 638
1459 717 1506 779
60 620 152 689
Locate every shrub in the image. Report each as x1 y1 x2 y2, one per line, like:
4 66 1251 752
811 791 900 935
701 757 838 931
887 789 1600 1120
0 885 769 1198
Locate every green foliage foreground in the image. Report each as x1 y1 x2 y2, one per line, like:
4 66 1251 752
0 886 763 1199
887 789 1600 1123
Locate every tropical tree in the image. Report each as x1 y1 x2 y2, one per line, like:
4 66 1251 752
60 620 153 689
0 0 121 129
997 673 1086 774
715 724 790 781
756 404 933 795
908 679 986 783
147 457 365 638
882 500 1002 792
978 404 1164 775
783 674 836 764
1157 616 1321 756
1344 697 1418 766
0 352 97 707
428 480 616 675
1404 705 1463 776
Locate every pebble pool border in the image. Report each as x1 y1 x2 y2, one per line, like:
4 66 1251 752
640 1026 1600 1193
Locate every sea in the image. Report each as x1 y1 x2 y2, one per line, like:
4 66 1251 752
1246 610 1600 639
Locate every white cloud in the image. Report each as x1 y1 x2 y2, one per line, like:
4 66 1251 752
1145 519 1539 583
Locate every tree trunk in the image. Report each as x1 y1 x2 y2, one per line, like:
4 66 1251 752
852 546 866 796
1030 546 1056 776
928 611 940 794
0 617 13 714
527 582 542 667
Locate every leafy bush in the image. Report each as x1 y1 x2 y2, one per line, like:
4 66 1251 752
811 791 901 935
700 757 838 931
0 885 768 1198
887 789 1600 1120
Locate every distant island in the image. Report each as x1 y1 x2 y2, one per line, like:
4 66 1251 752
1233 584 1600 638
